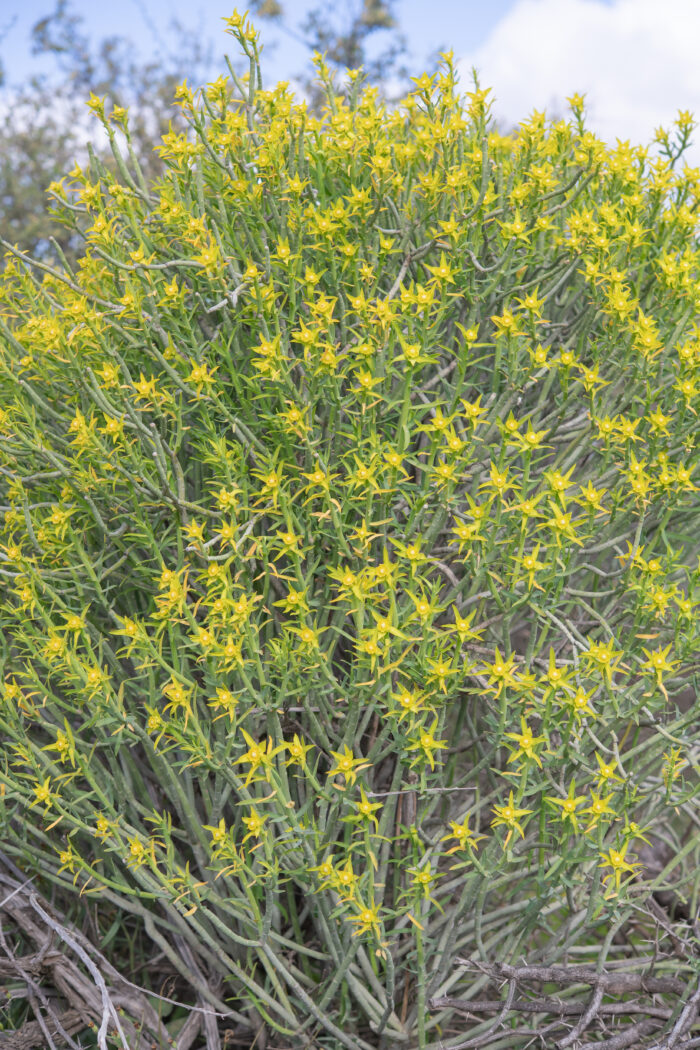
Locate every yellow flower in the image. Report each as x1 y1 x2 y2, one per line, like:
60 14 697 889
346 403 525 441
541 647 575 694
356 634 385 671
578 480 607 514
334 858 359 900
583 639 624 686
425 653 459 693
460 395 488 428
515 422 550 452
242 808 267 842
599 843 639 896
425 251 455 284
327 746 369 788
285 734 314 769
544 465 577 502
31 777 54 809
41 725 76 767
252 466 284 507
582 792 617 832
640 644 677 685
481 461 511 498
347 786 382 830
203 817 228 847
407 588 442 624
94 815 114 842
410 864 438 899
348 902 382 938
406 719 448 771
491 308 522 337
328 564 364 602
545 781 587 833
288 622 325 651
237 731 285 785
390 686 428 723
505 718 546 768
594 753 624 788
301 464 335 495
133 372 158 401
183 520 205 544
564 686 596 721
273 528 303 559
481 648 519 697
83 664 110 697
347 455 382 493
207 686 238 722
367 610 403 644
126 836 146 868
441 815 485 855
541 503 583 547
516 544 546 590
491 791 533 847
308 854 336 890
185 362 217 389
449 606 484 644
390 536 428 569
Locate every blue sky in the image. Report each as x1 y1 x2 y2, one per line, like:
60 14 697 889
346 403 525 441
0 1 515 89
2 0 699 164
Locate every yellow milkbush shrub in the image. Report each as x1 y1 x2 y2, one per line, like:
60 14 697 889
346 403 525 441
0 13 698 1049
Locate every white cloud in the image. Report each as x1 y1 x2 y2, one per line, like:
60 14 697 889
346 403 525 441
457 0 700 164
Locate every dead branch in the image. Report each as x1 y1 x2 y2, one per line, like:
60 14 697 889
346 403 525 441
0 864 170 1050
0 1009 85 1050
431 956 700 1049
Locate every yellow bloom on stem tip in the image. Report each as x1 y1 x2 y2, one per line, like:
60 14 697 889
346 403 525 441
640 644 678 685
491 791 533 848
566 686 596 720
285 733 314 768
545 780 587 833
599 843 640 895
583 639 624 685
582 792 617 832
441 815 485 855
505 717 546 768
450 606 484 644
425 653 459 693
203 817 228 847
595 753 624 789
308 854 336 890
515 544 546 589
242 808 267 843
237 730 285 785
126 837 146 867
327 746 370 787
348 786 382 830
481 648 519 696
348 902 382 938
31 777 54 809
406 719 448 771
288 622 325 650
410 865 438 899
334 858 359 899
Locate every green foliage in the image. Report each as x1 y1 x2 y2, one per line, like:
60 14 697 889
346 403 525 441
0 14 699 1048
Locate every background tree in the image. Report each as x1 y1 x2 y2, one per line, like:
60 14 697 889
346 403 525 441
0 1 214 263
250 0 412 107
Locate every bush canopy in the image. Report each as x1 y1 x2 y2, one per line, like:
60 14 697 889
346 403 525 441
0 12 699 1049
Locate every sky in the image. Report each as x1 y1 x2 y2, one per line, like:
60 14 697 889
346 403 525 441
1 0 700 164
